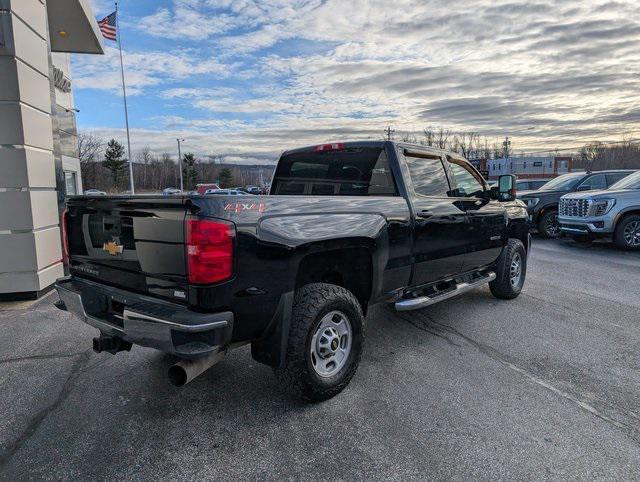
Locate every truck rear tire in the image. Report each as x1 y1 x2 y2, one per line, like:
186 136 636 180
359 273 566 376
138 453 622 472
274 283 364 402
489 239 526 300
614 215 640 250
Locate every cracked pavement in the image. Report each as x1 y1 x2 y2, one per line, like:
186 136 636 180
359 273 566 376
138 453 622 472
1 238 639 479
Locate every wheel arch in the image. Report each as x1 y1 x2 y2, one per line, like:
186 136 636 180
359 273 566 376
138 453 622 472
294 242 375 314
507 219 531 253
614 208 640 227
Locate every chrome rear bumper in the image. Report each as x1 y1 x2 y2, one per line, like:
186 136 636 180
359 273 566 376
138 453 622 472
55 276 233 358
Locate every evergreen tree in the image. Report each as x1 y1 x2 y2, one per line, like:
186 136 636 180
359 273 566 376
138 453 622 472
103 139 127 189
182 152 199 190
218 167 233 188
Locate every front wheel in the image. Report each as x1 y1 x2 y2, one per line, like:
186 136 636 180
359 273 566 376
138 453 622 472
274 283 364 402
614 215 640 250
490 239 527 300
538 210 561 238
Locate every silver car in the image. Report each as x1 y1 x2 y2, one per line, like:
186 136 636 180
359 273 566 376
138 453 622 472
559 171 640 249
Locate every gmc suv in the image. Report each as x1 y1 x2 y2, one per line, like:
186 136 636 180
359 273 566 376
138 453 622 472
559 171 640 249
518 170 635 238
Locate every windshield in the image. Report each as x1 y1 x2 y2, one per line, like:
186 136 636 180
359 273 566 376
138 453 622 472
610 171 640 190
539 173 584 191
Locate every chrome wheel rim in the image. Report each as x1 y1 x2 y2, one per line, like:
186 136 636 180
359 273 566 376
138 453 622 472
545 214 560 237
623 221 640 247
310 311 352 378
510 252 522 288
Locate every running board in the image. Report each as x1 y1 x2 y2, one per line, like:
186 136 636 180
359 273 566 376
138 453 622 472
395 272 496 311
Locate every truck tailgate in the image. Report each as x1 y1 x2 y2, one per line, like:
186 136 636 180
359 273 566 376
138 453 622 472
65 196 189 302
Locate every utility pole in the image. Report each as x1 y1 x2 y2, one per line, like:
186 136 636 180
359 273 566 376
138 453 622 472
384 126 395 141
502 136 511 159
176 138 185 191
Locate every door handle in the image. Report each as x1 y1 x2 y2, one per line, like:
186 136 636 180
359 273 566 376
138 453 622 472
417 210 433 219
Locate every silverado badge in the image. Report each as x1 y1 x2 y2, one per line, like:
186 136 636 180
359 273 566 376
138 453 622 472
103 240 124 256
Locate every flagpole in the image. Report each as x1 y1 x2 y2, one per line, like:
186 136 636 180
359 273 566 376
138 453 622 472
115 2 135 194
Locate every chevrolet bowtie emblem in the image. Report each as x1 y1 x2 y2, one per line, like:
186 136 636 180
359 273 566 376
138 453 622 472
103 240 124 256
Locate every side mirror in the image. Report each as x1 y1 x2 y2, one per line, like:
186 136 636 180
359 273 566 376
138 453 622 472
576 185 590 192
495 174 517 201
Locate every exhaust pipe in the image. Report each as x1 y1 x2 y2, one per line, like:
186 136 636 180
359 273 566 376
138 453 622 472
168 349 227 387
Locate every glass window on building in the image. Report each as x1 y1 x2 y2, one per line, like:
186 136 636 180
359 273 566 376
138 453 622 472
64 171 78 196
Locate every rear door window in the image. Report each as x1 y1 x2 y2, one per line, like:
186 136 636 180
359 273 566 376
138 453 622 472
272 147 398 196
606 173 630 186
404 154 450 197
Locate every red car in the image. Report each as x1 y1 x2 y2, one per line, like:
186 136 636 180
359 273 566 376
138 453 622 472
196 183 220 195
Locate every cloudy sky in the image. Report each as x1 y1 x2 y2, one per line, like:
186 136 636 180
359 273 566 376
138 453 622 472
78 0 640 163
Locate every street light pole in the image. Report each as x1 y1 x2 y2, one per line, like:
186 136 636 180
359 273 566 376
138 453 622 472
177 138 185 191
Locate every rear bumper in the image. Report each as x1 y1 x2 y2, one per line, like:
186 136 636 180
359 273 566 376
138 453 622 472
55 276 233 358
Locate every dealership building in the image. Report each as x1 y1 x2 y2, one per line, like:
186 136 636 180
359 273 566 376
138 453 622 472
1 0 103 298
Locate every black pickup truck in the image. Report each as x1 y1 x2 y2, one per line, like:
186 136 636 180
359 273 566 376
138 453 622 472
55 141 530 401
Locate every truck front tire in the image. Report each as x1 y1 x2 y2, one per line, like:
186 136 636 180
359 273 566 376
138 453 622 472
274 283 364 402
490 239 527 300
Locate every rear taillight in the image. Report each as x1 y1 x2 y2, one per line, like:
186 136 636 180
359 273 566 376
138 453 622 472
61 209 69 265
314 143 345 152
185 218 235 285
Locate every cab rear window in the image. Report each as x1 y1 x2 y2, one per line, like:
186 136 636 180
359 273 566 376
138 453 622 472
271 147 398 196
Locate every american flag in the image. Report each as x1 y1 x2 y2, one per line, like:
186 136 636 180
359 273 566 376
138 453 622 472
98 11 117 41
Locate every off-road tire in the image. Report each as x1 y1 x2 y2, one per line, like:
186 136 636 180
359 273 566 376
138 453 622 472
274 283 364 402
490 239 527 300
538 210 561 239
614 215 640 250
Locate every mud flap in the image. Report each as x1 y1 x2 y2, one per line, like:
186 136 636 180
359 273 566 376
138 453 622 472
250 291 294 367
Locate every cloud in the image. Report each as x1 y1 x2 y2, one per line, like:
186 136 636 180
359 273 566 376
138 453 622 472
73 47 229 95
75 0 640 155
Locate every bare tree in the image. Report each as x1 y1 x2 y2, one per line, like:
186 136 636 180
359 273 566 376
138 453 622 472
456 131 480 159
401 132 418 143
423 128 435 147
78 132 103 165
435 127 451 149
579 142 605 172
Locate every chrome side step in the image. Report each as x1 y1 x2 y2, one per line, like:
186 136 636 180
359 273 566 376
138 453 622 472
395 272 496 311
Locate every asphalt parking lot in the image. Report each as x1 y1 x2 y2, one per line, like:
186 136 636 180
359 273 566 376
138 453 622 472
1 238 639 480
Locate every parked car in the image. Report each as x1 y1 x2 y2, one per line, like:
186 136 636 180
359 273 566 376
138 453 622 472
516 178 550 191
196 183 221 195
559 170 640 249
246 186 261 195
83 189 106 196
204 189 249 195
518 170 635 238
55 141 530 401
162 187 182 196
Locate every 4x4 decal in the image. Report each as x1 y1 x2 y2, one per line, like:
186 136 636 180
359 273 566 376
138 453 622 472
224 202 267 214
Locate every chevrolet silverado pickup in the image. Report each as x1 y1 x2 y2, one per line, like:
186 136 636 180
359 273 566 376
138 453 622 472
55 141 530 401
